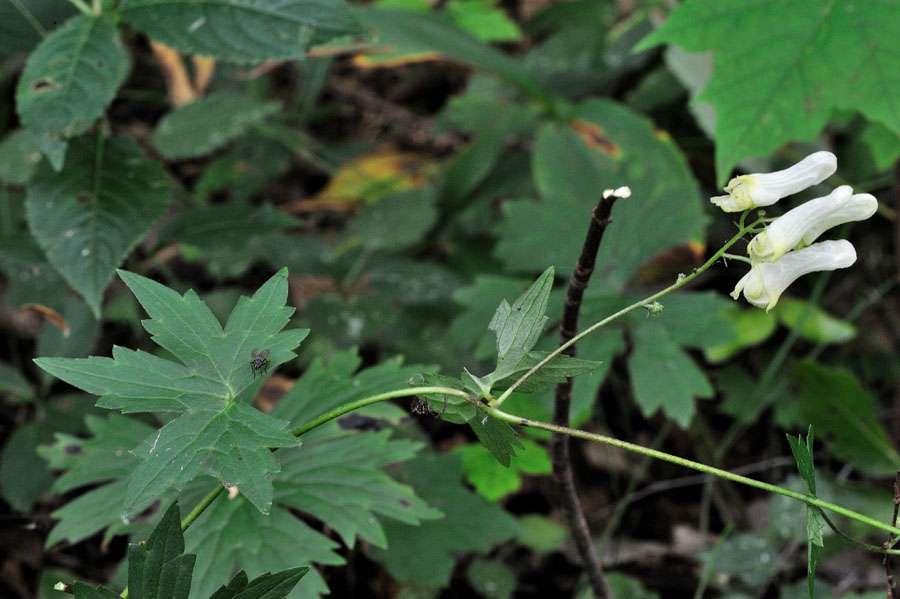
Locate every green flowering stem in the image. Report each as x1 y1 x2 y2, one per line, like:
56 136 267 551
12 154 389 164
481 403 900 543
493 218 763 408
178 387 470 530
66 0 94 15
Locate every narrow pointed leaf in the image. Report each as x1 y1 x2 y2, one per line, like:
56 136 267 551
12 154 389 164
209 567 309 599
128 502 195 599
487 266 554 383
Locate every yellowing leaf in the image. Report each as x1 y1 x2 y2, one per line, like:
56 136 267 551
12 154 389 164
315 147 436 205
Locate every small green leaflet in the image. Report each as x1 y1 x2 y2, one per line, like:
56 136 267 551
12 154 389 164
35 269 309 517
467 266 557 395
25 135 172 317
637 0 900 182
120 0 363 64
786 426 824 599
15 14 130 168
70 502 308 599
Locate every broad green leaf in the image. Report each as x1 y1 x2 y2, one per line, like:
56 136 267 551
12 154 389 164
368 454 521 588
185 498 341 599
344 187 438 251
15 15 129 162
41 414 153 492
786 361 900 476
516 515 566 553
485 266 554 384
0 129 42 185
46 478 131 546
773 298 856 344
439 105 538 211
707 533 779 589
445 0 521 42
275 431 441 549
628 324 713 427
0 421 54 512
152 93 281 160
128 502 195 599
25 135 172 316
121 0 361 63
354 8 551 108
466 559 516 599
0 1 77 55
860 120 900 170
638 0 900 182
455 438 550 500
468 414 523 468
0 360 33 402
497 100 706 288
157 203 301 279
36 269 309 516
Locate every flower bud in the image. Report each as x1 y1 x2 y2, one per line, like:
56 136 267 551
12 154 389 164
747 186 876 263
731 240 856 311
711 151 837 213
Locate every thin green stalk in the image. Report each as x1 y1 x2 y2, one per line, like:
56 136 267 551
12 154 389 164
66 0 93 15
495 220 760 407
291 386 471 437
483 404 900 541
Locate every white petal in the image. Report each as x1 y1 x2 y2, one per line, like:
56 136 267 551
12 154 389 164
747 186 853 263
711 151 837 213
799 192 877 247
735 240 856 311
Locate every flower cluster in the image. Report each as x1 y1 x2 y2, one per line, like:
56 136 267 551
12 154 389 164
713 152 877 311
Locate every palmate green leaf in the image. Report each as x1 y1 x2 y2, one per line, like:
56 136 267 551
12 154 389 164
786 427 824 599
368 454 520 588
15 14 129 166
638 0 900 182
35 269 309 516
25 136 172 316
153 92 281 160
497 100 706 288
120 0 362 64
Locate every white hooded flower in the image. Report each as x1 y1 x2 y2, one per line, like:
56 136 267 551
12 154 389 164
731 240 857 311
711 151 837 213
747 186 877 263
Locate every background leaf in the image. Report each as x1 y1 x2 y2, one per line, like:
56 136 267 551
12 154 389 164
25 136 172 315
121 0 362 63
638 0 900 181
152 92 281 160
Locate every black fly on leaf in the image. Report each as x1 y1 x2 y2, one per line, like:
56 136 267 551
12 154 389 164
250 348 270 378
